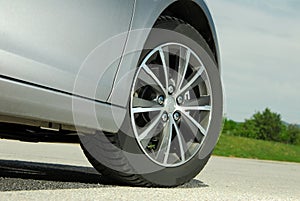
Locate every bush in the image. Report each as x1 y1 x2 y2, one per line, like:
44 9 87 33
222 108 300 145
285 124 300 145
222 118 240 135
239 108 282 141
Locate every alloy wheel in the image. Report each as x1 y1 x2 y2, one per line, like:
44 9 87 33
130 43 213 167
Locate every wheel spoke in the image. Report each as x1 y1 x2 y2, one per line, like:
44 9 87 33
142 64 167 95
138 69 164 94
184 95 210 107
172 119 186 161
132 97 158 108
182 111 206 136
180 105 211 112
162 46 170 70
132 106 162 114
138 111 164 141
176 66 204 96
158 48 169 89
177 49 191 90
156 117 173 164
181 115 202 142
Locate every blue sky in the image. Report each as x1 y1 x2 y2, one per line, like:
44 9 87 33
206 0 300 123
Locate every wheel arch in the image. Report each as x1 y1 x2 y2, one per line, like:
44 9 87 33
160 0 220 67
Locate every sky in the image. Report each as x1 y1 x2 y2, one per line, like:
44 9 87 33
206 0 300 124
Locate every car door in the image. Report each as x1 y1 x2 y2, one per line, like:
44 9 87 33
0 0 134 102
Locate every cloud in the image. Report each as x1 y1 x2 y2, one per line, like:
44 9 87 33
206 0 300 123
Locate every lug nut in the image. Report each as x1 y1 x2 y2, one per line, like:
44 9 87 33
173 112 181 121
157 95 164 105
168 85 175 94
161 113 168 122
177 96 184 105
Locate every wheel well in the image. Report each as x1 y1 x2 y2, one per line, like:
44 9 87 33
161 1 218 64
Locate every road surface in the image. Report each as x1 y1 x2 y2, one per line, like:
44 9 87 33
0 139 299 201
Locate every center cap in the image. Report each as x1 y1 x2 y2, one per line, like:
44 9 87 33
165 97 176 113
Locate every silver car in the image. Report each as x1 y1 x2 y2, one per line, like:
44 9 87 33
0 0 223 187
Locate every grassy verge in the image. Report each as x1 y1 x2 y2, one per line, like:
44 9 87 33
213 134 300 163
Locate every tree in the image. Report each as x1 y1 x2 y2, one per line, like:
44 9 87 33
222 118 240 135
286 124 300 145
240 108 283 142
222 109 299 145
239 118 260 139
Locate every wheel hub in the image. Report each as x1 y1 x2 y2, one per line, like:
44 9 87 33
164 96 176 114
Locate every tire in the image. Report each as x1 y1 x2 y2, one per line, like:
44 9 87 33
80 16 223 187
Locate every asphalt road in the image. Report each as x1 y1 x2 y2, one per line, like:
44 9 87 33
0 139 299 201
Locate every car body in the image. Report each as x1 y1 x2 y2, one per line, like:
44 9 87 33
0 0 222 187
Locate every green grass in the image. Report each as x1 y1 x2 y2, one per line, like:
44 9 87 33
213 134 300 163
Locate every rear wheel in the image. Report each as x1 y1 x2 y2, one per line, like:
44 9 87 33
81 16 223 187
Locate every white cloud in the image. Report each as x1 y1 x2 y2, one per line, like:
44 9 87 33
206 0 300 123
